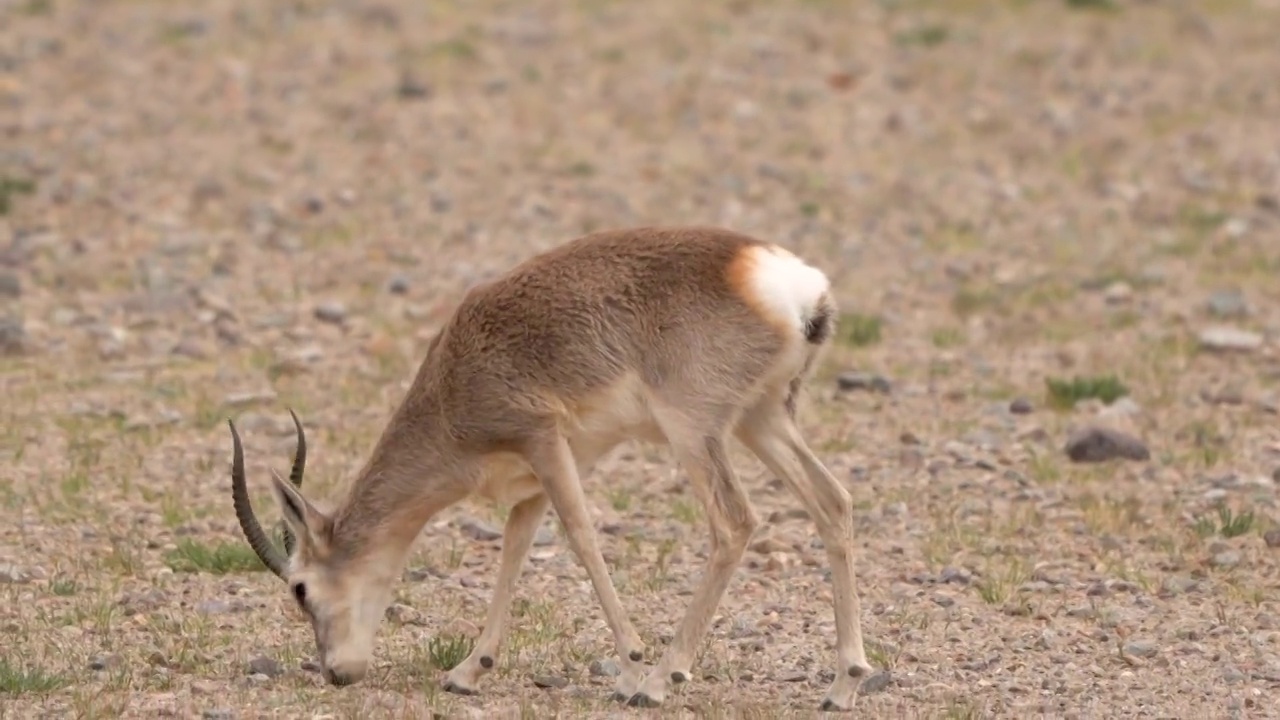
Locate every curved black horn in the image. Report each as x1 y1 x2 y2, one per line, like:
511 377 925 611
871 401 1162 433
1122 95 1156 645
229 418 289 580
281 408 307 556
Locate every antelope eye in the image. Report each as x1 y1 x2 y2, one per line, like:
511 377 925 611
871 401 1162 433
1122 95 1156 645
292 582 307 606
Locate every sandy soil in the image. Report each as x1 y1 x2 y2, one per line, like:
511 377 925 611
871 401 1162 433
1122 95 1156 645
3 0 1280 718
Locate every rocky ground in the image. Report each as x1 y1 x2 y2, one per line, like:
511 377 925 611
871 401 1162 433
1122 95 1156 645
3 0 1280 718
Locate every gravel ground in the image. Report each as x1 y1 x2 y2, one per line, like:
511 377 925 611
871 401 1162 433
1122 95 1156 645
3 0 1280 718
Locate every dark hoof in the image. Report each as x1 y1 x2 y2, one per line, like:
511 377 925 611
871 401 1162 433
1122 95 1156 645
611 691 630 704
847 664 871 678
479 655 493 669
821 699 836 712
629 650 643 662
670 671 687 684
627 693 661 708
442 680 475 696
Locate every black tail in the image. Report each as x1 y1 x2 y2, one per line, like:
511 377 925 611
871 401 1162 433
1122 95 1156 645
787 294 835 418
802 295 835 345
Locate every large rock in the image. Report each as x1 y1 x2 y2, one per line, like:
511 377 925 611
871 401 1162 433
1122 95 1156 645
1064 426 1150 463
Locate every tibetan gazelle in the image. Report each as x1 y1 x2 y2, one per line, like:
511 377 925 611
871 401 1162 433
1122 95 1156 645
228 226 876 711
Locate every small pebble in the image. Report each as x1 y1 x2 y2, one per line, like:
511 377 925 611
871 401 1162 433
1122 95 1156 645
1009 397 1034 414
0 564 31 584
836 372 892 394
0 270 20 298
459 517 502 542
1264 530 1280 549
89 654 123 671
589 659 620 677
860 669 892 694
248 655 284 678
1124 640 1158 659
388 274 410 294
532 675 568 689
202 710 235 720
314 301 347 324
1199 326 1263 353
533 527 556 547
1211 551 1242 568
1206 289 1248 318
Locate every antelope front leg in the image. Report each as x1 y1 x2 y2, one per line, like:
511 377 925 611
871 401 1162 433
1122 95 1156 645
526 434 649 701
443 491 550 695
627 434 758 709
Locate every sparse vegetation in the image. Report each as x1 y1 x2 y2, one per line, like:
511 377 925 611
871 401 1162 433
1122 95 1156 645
2 0 1277 717
1193 505 1257 539
836 312 883 348
1044 374 1130 410
426 633 475 672
164 538 268 574
0 658 68 695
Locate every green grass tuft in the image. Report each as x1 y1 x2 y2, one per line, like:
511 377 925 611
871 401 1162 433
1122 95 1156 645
164 538 268 574
426 633 475 671
0 658 68 695
1044 374 1129 410
837 313 883 348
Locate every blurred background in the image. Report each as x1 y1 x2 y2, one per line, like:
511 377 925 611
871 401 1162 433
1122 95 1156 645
2 0 1279 717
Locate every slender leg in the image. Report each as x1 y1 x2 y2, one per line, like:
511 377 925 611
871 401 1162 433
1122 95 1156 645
628 409 759 708
443 489 550 695
735 401 873 712
525 432 648 700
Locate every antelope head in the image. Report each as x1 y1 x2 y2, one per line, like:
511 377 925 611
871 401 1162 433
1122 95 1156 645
228 411 393 686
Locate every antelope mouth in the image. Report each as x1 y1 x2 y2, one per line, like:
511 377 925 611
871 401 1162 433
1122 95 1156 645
228 409 308 580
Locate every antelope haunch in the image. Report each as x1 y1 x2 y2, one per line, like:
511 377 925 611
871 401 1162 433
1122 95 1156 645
228 226 876 711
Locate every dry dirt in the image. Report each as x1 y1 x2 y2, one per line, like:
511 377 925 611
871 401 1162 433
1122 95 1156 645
3 0 1280 718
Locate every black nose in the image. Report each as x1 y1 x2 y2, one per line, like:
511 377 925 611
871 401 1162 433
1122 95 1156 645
325 668 353 687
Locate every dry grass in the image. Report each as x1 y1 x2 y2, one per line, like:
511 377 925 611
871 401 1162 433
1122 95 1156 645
3 0 1280 717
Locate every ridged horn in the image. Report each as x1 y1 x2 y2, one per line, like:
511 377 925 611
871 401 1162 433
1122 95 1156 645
228 416 291 580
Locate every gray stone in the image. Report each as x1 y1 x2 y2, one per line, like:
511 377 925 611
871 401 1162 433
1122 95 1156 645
1211 550 1242 568
459 517 502 542
589 659 620 677
388 274 410 294
860 669 892 694
1207 289 1248 318
247 655 283 678
88 654 122 670
1009 397 1034 414
196 599 247 615
1124 640 1158 658
0 316 27 356
1199 326 1263 353
1064 426 1150 463
836 372 892 394
533 527 556 547
313 301 347 324
0 564 31 584
939 567 971 585
202 710 235 720
0 271 20 298
532 675 568 689
1268 530 1280 549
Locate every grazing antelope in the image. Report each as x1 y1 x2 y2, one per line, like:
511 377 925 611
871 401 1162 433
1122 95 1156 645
227 226 876 711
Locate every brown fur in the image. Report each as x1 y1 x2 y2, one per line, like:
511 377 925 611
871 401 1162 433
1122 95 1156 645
235 225 874 710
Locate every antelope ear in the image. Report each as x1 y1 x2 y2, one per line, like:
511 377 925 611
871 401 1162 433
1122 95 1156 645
270 469 331 550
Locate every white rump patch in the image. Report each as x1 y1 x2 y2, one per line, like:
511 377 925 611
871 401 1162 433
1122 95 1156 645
740 244 831 335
